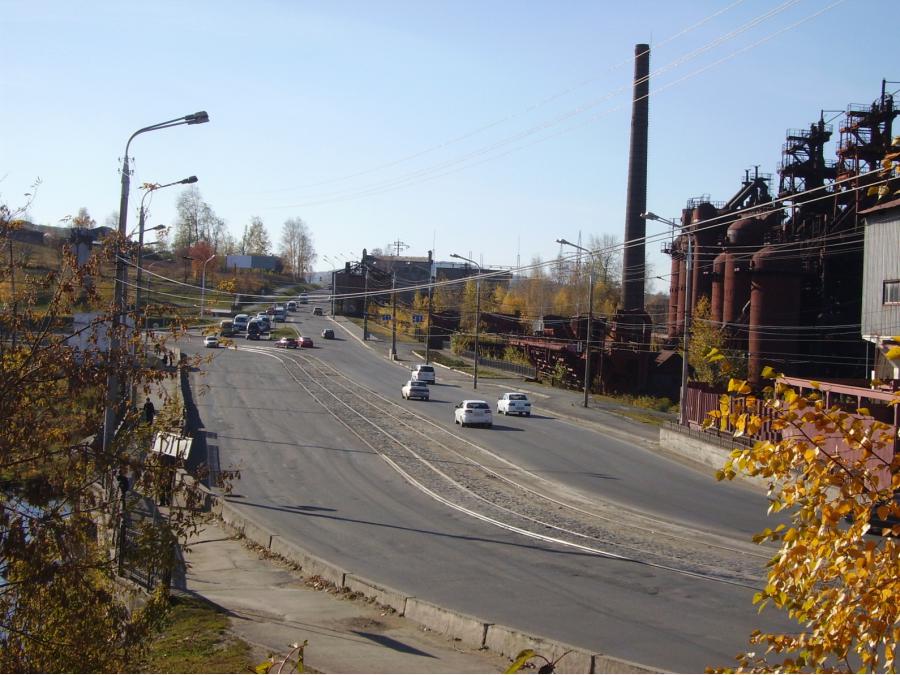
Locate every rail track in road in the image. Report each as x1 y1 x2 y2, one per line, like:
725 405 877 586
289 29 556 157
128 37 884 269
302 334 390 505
238 343 773 588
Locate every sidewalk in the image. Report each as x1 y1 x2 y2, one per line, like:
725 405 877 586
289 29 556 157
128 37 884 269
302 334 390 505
179 518 509 674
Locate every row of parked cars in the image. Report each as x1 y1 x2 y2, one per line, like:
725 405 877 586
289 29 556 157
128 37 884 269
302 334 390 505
400 363 532 428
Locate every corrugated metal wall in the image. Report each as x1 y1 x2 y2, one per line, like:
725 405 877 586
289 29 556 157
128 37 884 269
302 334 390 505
862 210 900 337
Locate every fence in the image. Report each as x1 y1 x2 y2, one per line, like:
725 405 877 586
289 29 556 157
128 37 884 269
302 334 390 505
682 384 780 444
458 349 537 379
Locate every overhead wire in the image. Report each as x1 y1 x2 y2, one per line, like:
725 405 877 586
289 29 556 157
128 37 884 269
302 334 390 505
270 0 824 210
259 0 750 196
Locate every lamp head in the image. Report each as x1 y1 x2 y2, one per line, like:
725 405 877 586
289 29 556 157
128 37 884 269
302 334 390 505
184 111 209 125
181 175 199 184
640 212 659 221
555 238 572 246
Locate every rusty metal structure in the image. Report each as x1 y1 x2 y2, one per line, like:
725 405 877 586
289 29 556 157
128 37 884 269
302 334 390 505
665 80 897 384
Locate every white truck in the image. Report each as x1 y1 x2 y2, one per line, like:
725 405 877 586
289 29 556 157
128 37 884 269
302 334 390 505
497 392 532 416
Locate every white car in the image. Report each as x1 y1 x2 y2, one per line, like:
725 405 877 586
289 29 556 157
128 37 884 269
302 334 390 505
411 364 436 384
454 400 492 428
497 392 532 416
401 380 430 401
203 335 219 348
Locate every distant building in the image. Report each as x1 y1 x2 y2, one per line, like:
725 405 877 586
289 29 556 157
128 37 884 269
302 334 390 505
331 250 511 317
226 254 279 271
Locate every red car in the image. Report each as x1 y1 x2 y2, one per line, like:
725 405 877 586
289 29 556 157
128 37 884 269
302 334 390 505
299 336 314 348
275 337 298 349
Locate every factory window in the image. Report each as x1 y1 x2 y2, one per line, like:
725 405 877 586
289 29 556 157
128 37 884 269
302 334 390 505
885 280 900 305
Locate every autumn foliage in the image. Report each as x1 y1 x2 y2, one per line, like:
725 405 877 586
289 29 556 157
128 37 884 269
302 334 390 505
0 203 207 670
709 368 900 673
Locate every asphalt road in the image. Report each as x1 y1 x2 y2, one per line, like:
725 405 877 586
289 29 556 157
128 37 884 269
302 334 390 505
181 307 793 672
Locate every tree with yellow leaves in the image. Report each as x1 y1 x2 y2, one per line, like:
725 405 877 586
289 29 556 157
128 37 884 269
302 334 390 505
710 362 900 673
0 199 208 671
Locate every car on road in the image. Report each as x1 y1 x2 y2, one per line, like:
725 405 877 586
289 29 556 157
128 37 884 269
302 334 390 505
233 314 249 332
312 307 323 316
275 337 299 349
246 319 262 340
401 380 430 401
203 335 219 348
287 300 297 312
411 364 435 384
497 392 532 416
454 400 492 428
321 328 335 339
299 336 314 348
254 314 272 332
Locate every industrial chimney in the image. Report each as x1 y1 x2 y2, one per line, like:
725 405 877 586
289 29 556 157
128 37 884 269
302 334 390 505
621 43 650 311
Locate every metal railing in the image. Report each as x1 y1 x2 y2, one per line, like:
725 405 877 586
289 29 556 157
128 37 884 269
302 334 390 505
458 349 537 379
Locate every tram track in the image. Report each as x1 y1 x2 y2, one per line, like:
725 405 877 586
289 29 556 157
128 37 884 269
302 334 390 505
238 343 773 588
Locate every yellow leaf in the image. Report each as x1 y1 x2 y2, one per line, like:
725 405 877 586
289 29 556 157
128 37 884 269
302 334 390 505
505 649 536 674
886 346 900 361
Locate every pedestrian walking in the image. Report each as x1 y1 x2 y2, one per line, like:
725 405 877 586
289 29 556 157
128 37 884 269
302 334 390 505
143 397 155 425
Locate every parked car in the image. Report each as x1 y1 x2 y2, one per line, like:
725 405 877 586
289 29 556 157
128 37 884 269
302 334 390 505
401 380 430 401
275 337 299 349
287 301 297 311
321 328 335 339
312 307 323 316
454 400 492 428
497 392 532 416
219 319 234 337
411 364 435 383
203 335 219 348
299 336 314 348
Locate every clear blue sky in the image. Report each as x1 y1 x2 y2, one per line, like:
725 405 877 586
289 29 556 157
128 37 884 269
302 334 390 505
3 0 898 291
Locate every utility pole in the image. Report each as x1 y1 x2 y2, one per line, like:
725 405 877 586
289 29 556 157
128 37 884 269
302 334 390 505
425 274 435 364
390 270 397 360
680 232 693 426
362 264 369 340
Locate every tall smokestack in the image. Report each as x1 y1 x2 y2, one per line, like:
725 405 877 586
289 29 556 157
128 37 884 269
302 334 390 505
621 43 649 312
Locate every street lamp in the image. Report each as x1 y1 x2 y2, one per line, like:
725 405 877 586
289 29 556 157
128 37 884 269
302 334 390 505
556 238 595 408
182 255 194 284
135 175 198 313
104 111 210 455
450 253 481 390
200 253 217 318
642 211 690 425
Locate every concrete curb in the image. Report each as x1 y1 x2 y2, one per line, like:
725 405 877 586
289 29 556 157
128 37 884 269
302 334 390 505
403 598 491 650
484 624 654 674
344 573 410 614
204 494 658 673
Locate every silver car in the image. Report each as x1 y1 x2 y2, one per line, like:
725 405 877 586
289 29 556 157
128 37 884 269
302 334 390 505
401 380 430 401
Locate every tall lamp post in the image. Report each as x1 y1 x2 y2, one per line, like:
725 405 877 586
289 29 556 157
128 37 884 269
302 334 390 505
200 253 217 318
135 175 198 313
642 212 689 425
103 111 209 455
450 253 481 390
556 238 595 408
